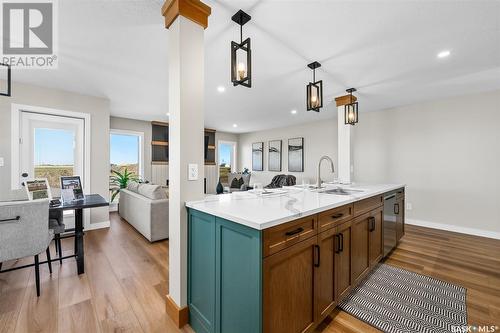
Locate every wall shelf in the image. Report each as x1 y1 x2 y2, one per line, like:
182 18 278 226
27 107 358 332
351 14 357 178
150 121 216 165
152 141 169 146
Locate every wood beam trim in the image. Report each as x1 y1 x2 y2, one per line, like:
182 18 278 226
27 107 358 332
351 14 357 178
335 94 357 107
165 295 189 328
162 0 211 29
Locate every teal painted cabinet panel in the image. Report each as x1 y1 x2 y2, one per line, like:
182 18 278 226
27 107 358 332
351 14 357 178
215 217 262 333
188 209 262 333
188 210 216 333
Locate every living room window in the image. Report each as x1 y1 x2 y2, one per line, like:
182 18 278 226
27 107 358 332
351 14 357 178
218 141 237 185
109 129 144 204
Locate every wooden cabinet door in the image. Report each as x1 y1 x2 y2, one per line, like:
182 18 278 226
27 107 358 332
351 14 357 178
396 197 405 242
316 228 337 322
351 213 370 285
263 236 317 333
335 221 352 302
369 207 383 267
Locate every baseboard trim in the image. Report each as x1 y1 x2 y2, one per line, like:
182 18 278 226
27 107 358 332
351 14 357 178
165 295 189 328
86 220 110 230
406 218 500 240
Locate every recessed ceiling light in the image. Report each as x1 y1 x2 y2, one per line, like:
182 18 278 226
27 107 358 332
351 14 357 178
290 109 297 115
232 124 238 128
217 86 226 93
437 50 451 58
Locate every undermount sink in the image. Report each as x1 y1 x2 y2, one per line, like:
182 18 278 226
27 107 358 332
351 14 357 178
320 188 365 195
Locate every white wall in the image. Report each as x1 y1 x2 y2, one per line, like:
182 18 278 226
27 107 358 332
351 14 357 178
110 116 152 182
352 90 500 236
238 119 338 186
0 81 110 225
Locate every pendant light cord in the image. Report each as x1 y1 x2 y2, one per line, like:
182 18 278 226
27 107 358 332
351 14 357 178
240 24 243 44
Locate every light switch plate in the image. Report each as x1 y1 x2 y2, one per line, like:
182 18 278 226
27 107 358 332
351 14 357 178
188 163 198 181
0 157 4 167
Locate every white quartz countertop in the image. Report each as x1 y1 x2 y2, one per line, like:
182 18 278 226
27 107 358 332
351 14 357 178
186 183 405 230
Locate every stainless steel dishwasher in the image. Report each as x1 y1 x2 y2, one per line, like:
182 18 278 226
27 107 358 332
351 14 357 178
383 192 398 256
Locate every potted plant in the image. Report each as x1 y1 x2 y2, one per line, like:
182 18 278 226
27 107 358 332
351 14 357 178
109 168 139 203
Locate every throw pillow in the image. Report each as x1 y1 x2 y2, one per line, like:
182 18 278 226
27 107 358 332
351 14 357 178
127 181 140 192
230 177 241 189
138 184 167 200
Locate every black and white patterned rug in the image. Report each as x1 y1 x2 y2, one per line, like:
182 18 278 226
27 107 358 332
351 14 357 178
338 264 467 333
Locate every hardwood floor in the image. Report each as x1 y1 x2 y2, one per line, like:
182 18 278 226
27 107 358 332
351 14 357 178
1 215 499 333
317 224 500 333
0 212 193 333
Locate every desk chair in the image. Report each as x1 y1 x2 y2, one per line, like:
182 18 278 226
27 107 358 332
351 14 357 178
0 200 54 297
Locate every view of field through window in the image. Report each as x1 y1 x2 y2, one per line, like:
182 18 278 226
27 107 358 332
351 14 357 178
219 143 232 184
34 128 75 188
110 133 140 201
110 133 140 176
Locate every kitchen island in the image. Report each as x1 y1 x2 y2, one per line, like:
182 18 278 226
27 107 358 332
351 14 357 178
186 183 405 333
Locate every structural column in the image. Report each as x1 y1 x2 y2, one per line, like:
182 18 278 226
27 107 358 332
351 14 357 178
161 0 211 327
334 94 357 184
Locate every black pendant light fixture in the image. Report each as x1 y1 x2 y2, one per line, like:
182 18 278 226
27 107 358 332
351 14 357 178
344 88 359 125
231 10 252 88
306 61 323 112
0 63 11 97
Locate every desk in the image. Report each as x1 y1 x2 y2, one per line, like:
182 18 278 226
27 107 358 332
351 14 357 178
49 194 108 274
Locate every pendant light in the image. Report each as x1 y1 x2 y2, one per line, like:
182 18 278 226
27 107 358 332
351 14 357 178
344 88 359 125
231 10 252 88
0 63 11 97
306 61 323 112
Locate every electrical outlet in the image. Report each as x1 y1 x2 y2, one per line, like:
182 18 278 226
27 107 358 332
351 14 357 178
406 202 413 211
188 163 198 181
0 157 3 167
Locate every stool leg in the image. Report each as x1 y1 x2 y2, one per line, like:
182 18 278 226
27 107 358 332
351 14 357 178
34 255 40 297
46 248 52 274
54 235 59 255
57 236 63 264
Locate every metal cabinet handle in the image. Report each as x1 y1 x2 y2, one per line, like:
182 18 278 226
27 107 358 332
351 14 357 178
314 245 320 267
334 235 340 253
394 203 400 215
339 233 344 252
0 216 20 223
369 217 376 232
331 213 344 219
285 227 304 236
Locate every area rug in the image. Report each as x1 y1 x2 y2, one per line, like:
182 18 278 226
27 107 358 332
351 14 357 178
338 264 467 333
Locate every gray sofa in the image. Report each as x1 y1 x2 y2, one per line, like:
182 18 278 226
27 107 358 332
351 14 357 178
118 182 169 242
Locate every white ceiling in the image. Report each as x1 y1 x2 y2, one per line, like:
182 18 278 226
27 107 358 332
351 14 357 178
12 0 500 133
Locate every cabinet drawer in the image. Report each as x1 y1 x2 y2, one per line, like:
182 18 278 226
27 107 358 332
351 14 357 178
396 188 405 200
353 195 383 217
263 215 317 257
318 204 353 232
